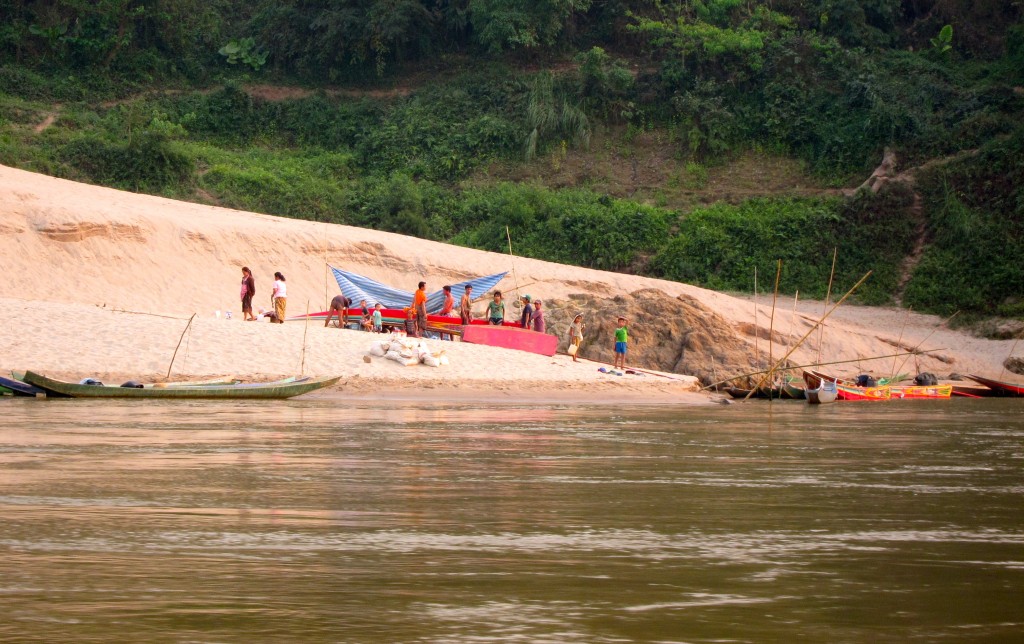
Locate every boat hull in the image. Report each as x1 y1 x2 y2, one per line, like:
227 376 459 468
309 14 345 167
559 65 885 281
890 384 953 399
22 371 340 399
967 374 1024 397
806 381 838 404
835 383 892 401
461 325 558 356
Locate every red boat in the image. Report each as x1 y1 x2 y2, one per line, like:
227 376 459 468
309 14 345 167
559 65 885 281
835 383 892 401
890 384 953 399
966 374 1024 397
461 324 558 356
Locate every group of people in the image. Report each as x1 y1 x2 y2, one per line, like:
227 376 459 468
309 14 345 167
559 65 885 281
238 267 630 370
239 267 288 323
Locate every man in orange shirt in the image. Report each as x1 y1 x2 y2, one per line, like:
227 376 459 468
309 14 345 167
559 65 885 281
412 281 428 338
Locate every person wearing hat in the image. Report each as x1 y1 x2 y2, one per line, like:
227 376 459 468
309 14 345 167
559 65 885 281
519 294 534 329
568 313 585 361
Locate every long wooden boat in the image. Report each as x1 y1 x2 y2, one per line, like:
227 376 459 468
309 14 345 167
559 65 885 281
11 371 239 389
781 376 806 400
966 374 1024 397
461 324 558 356
0 375 47 397
22 371 340 399
722 384 788 400
835 383 892 401
951 383 997 398
890 384 953 399
806 380 838 404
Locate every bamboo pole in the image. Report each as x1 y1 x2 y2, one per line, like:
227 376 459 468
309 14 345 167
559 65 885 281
166 313 196 380
300 299 311 375
706 347 947 391
817 248 838 365
893 310 959 378
506 226 521 297
891 307 912 381
767 259 782 396
753 267 760 371
742 270 872 400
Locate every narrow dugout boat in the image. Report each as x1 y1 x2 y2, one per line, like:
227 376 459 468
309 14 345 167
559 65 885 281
0 375 47 397
22 371 339 400
966 374 1024 397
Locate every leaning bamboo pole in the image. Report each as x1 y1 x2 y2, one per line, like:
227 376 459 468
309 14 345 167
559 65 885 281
892 310 960 378
742 270 872 400
166 313 197 380
705 347 947 392
817 248 838 365
767 259 782 395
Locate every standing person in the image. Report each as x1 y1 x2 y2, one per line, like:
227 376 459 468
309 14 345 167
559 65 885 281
459 285 474 325
613 316 629 373
519 295 534 329
324 293 351 328
487 291 505 325
413 281 428 338
271 272 287 324
372 303 383 333
568 313 585 362
531 300 545 333
440 286 455 316
240 267 256 321
403 307 418 336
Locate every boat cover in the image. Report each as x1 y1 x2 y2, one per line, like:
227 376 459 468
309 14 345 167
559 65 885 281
329 266 507 314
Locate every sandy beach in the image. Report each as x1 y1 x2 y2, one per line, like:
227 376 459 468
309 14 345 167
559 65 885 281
0 164 1018 403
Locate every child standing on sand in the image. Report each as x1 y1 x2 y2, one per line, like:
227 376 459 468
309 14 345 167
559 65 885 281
613 316 628 373
568 313 585 362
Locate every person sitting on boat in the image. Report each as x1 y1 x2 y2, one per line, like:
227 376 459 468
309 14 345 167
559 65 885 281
487 291 505 325
519 295 534 329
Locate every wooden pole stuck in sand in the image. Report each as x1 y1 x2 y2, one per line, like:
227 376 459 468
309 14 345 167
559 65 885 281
166 313 196 380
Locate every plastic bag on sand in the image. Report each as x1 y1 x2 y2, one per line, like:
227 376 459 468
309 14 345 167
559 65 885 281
422 355 441 368
369 341 388 357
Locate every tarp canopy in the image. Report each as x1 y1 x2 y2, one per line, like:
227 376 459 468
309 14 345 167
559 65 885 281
329 266 507 315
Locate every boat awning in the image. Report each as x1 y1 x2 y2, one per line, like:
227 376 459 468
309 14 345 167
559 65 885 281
329 266 507 314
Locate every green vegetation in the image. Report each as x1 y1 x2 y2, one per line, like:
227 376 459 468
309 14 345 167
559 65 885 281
0 0 1022 319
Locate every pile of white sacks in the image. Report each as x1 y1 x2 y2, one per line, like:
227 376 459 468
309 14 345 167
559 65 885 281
368 332 450 368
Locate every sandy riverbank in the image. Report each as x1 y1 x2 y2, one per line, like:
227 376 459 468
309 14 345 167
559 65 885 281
0 164 1018 403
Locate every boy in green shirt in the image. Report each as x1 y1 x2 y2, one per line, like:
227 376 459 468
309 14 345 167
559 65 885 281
614 316 628 373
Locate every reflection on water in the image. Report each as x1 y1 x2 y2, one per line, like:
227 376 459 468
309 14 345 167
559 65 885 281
1 397 1024 642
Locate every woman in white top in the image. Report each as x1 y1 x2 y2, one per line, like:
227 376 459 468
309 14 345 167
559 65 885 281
272 272 287 324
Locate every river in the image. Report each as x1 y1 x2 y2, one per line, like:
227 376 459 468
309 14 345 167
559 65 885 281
1 396 1022 642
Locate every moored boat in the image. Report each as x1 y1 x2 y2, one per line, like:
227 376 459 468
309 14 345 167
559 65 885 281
966 374 1024 397
0 375 47 397
806 380 838 404
890 384 953 399
22 371 340 400
835 383 892 401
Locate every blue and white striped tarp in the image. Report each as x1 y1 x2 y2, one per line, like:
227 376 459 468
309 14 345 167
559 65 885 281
329 266 507 314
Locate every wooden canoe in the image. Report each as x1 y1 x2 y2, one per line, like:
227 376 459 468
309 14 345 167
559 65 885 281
806 380 838 404
0 375 47 397
966 374 1024 397
22 371 340 399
